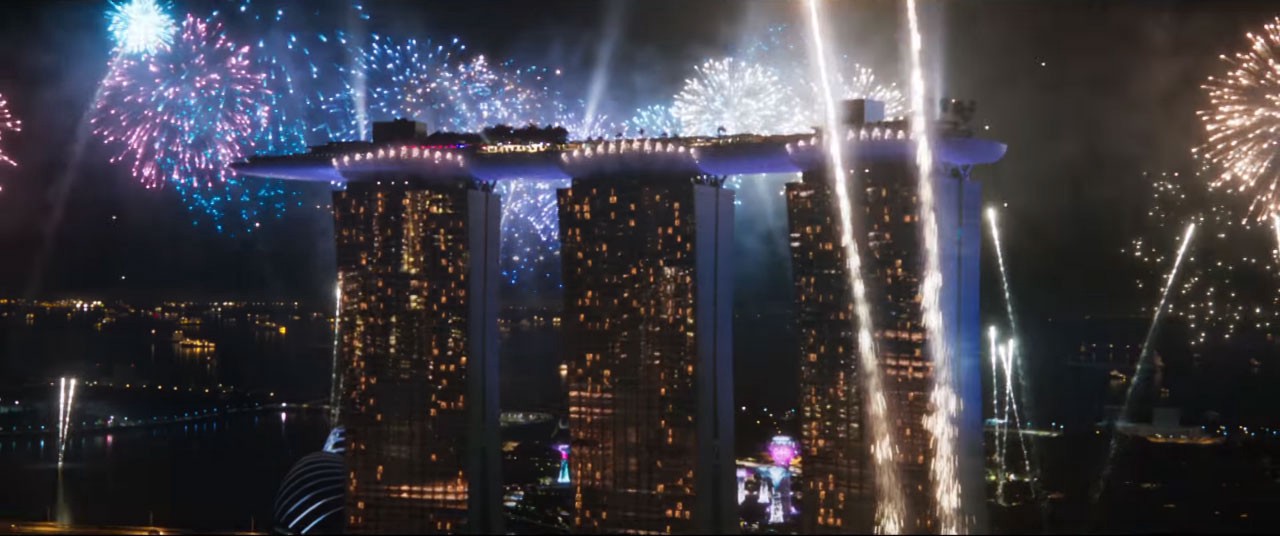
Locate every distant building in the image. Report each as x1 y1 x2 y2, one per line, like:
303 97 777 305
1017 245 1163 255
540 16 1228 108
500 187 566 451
333 121 502 534
558 173 736 534
786 100 995 533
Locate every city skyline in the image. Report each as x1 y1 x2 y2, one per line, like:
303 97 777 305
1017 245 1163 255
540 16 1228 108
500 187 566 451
7 1 1280 535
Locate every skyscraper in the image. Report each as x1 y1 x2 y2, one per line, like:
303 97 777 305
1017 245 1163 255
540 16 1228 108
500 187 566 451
333 121 502 534
787 101 995 533
558 173 736 534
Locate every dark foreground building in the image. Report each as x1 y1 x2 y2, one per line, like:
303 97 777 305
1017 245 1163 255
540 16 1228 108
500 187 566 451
558 171 736 534
787 100 996 533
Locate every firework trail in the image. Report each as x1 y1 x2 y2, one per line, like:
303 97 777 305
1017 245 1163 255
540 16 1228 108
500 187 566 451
57 377 77 466
1195 17 1280 222
330 278 344 427
804 1 905 531
988 327 1006 502
985 207 1039 510
1274 214 1280 264
1096 223 1197 504
672 57 805 136
903 0 964 530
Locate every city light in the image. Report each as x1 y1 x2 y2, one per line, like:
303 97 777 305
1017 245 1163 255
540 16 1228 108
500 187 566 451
768 435 798 467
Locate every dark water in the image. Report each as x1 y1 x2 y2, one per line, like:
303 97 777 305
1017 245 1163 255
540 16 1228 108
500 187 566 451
0 308 333 400
0 304 567 531
988 431 1280 534
0 306 334 530
0 411 330 531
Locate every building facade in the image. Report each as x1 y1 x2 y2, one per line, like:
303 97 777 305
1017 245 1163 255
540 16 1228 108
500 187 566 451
559 175 736 534
787 111 987 533
333 172 502 533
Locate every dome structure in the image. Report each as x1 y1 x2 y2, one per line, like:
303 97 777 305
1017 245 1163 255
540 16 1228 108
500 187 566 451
273 428 346 534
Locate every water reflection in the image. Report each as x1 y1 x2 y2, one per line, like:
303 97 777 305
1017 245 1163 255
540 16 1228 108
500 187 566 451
1 302 334 530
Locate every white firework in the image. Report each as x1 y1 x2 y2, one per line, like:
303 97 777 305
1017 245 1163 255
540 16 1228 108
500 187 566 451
834 63 906 119
672 57 804 136
1196 17 1280 221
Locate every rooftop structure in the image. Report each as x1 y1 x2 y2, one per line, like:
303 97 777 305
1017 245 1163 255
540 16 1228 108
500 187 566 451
232 117 1005 185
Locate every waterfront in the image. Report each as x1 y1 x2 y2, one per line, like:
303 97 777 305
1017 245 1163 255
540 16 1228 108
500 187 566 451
0 411 329 531
0 300 571 531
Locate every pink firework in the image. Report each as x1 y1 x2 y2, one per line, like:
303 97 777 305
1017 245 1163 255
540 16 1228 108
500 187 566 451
93 14 268 188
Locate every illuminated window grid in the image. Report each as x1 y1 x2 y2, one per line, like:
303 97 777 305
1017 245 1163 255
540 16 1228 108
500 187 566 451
559 178 723 534
786 161 938 533
334 184 481 534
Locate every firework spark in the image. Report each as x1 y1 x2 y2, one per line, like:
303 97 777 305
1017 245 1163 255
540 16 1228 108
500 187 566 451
986 207 1040 509
828 63 906 119
1195 18 1280 221
94 15 269 190
904 0 964 529
624 104 679 138
0 92 19 170
1126 171 1280 348
672 57 804 136
317 35 587 285
740 24 907 122
496 179 563 289
804 1 905 531
108 0 177 55
320 36 572 141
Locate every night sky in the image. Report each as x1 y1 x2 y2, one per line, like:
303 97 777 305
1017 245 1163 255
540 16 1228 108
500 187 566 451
2 0 1279 411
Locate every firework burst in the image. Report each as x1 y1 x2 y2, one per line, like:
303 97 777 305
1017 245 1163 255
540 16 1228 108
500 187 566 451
108 0 177 55
94 15 269 190
672 57 803 136
828 63 906 119
316 34 590 285
1195 18 1280 221
319 36 574 141
338 35 468 140
623 104 679 137
740 24 906 122
1126 171 1280 348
